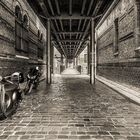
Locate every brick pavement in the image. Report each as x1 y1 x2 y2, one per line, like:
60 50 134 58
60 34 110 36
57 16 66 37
0 74 140 140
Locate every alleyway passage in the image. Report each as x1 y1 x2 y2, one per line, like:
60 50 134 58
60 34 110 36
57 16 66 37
0 74 140 140
61 68 80 75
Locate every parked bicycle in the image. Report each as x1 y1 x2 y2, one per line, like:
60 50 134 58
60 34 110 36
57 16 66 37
0 72 24 119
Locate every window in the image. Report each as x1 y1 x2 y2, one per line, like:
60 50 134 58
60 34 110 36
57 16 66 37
38 30 40 38
38 32 44 60
15 6 29 53
22 14 29 52
38 46 43 59
84 54 87 63
23 15 29 27
15 5 22 51
114 18 119 55
15 5 22 21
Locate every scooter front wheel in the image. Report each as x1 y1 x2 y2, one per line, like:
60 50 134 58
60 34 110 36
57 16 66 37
28 83 33 94
24 82 33 95
0 85 19 119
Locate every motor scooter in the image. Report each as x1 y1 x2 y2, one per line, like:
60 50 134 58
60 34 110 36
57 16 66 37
0 72 24 119
24 68 40 95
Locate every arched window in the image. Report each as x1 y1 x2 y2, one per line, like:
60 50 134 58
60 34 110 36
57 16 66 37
15 5 22 21
38 30 40 38
40 33 43 41
15 5 28 53
23 14 28 27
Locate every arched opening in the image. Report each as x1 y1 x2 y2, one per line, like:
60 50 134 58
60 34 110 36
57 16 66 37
38 30 40 38
40 33 43 41
23 14 29 27
15 5 22 21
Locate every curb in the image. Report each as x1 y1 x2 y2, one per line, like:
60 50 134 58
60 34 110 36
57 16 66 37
96 75 140 106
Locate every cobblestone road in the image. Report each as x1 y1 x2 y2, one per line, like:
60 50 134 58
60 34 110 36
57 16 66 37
0 74 140 140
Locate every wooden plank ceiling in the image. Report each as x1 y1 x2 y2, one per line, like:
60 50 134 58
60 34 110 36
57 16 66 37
27 0 114 59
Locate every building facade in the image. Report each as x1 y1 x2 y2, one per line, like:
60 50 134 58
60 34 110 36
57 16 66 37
0 0 46 77
96 0 140 88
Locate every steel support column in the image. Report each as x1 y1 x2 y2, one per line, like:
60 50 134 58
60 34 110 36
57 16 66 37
75 58 77 67
87 43 90 75
51 45 54 74
61 54 64 65
73 58 77 68
60 54 64 74
46 19 51 84
66 59 68 68
90 18 95 84
73 58 75 68
76 57 78 66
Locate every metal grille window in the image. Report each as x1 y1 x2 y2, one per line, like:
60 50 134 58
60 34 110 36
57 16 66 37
114 18 119 55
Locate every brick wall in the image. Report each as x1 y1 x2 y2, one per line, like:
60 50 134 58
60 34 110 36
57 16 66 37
96 0 140 88
0 0 46 77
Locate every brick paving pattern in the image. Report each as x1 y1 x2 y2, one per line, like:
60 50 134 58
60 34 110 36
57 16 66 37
0 74 140 140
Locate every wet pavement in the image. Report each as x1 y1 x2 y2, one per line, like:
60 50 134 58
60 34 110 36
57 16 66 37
0 73 140 140
61 68 80 75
